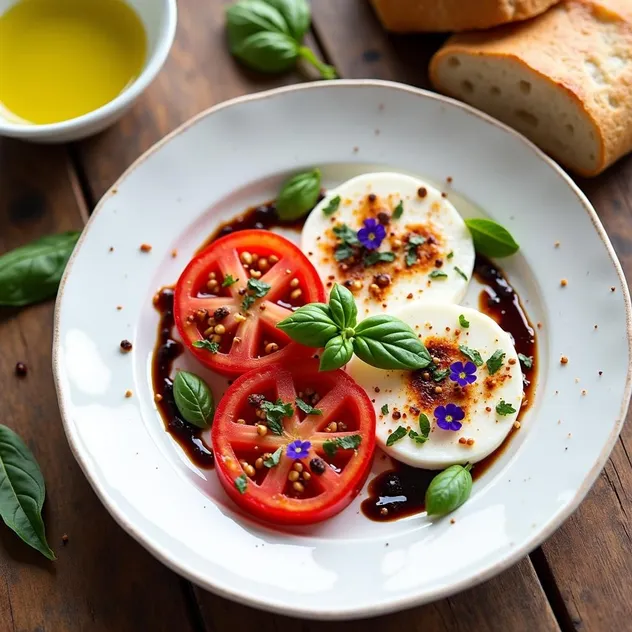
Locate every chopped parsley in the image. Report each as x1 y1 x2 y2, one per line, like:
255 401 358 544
363 251 396 266
263 446 283 468
447 251 454 259
405 234 426 267
260 399 294 435
392 200 404 219
323 434 362 457
455 266 468 281
496 400 516 416
242 277 271 310
518 353 533 369
235 474 248 494
222 274 238 287
333 223 360 261
486 350 506 375
459 344 484 367
192 340 219 353
459 314 470 328
322 195 341 216
295 398 322 415
386 426 408 446
428 270 448 280
409 413 431 444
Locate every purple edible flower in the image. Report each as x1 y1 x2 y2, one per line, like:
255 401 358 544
434 403 464 431
286 439 311 460
357 218 386 250
449 361 477 387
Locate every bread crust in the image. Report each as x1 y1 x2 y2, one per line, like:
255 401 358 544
370 0 560 32
429 0 632 175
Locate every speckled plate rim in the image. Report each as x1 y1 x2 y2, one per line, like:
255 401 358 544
52 80 632 619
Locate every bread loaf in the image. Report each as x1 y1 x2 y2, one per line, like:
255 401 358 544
429 0 632 176
370 0 560 32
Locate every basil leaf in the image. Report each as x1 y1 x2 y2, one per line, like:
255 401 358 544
232 30 299 73
0 231 79 306
322 195 341 217
428 270 448 280
425 464 473 516
222 274 239 287
261 399 293 434
386 426 407 446
353 315 432 370
323 434 361 457
333 223 360 246
276 169 321 220
518 353 533 369
392 201 404 219
192 340 219 353
405 235 425 268
465 218 519 258
276 302 339 347
432 367 450 382
295 398 322 415
496 400 517 415
235 474 248 494
264 0 310 42
334 243 354 262
264 446 283 468
297 46 338 80
418 413 431 438
319 335 353 371
363 251 396 266
381 404 389 415
486 350 506 375
455 266 468 281
409 430 428 444
226 0 289 49
0 425 55 559
459 314 470 328
173 371 215 428
459 344 483 367
329 283 357 329
247 277 271 298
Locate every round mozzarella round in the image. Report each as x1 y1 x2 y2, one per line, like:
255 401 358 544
302 172 474 317
347 303 523 469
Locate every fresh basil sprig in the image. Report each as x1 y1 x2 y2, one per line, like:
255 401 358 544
0 425 55 559
173 371 215 428
0 231 80 306
277 169 321 220
277 283 432 371
226 0 337 78
425 463 473 516
465 218 519 258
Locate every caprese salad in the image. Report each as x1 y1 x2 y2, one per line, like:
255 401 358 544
154 171 531 526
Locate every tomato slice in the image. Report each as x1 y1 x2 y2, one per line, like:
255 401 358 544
174 230 326 376
212 361 376 525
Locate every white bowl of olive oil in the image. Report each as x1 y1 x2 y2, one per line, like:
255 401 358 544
0 0 177 142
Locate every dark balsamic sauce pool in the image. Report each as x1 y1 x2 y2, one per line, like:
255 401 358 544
152 202 538 520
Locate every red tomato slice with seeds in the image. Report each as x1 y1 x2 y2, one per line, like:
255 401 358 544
174 230 325 376
212 361 376 525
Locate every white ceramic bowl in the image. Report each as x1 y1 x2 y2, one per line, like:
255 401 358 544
0 0 177 143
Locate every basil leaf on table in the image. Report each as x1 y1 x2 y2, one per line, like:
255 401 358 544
465 218 519 258
425 464 473 516
353 315 432 370
226 0 289 48
0 231 79 306
319 335 353 372
0 425 55 560
328 283 357 330
264 0 310 40
173 371 215 428
232 30 299 73
276 302 338 347
276 169 321 220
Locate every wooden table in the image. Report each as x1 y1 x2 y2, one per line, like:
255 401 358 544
1 1 630 630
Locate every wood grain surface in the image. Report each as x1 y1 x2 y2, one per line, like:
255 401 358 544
1 0 631 629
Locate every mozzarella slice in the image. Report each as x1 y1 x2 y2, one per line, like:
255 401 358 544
302 172 474 317
347 303 523 469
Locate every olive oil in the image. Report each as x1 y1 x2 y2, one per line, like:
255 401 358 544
0 0 147 125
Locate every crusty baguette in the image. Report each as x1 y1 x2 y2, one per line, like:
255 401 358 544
429 0 632 176
370 0 560 32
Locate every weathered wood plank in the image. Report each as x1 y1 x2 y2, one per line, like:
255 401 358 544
0 139 196 632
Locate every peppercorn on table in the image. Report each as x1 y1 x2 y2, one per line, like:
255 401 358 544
0 1 630 629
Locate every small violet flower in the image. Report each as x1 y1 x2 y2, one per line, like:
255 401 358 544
449 361 477 387
286 439 311 460
434 403 464 431
357 218 386 250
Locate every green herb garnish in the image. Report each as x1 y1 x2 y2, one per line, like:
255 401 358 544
455 266 468 281
428 270 448 280
518 353 533 369
486 350 506 375
263 446 283 468
465 218 519 258
386 426 408 446
447 251 454 259
432 367 450 382
323 434 362 457
260 399 294 435
496 400 516 415
277 169 321 220
173 371 215 428
425 464 472 516
333 223 360 261
458 314 470 328
235 474 248 494
242 277 271 310
459 345 483 367
322 195 341 216
405 234 426 267
222 274 239 287
409 413 431 444
381 404 389 415
295 398 322 415
392 201 404 219
192 340 220 353
363 251 396 266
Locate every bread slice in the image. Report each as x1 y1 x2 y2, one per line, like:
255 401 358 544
370 0 560 32
429 0 632 176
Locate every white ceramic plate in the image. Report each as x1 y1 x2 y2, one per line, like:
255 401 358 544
53 80 632 619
